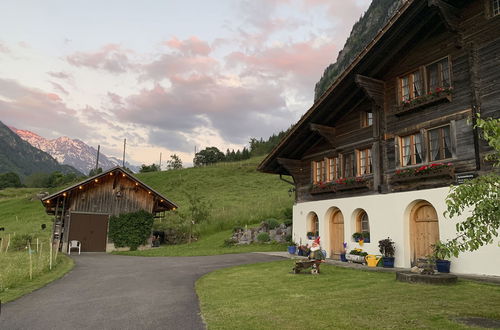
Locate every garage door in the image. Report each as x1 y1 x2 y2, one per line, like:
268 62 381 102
68 213 109 252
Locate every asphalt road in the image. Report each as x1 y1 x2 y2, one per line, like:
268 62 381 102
0 253 283 330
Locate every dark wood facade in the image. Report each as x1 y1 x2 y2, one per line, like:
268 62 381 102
42 167 177 252
259 0 500 203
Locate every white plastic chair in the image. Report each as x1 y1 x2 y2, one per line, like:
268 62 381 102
68 240 81 255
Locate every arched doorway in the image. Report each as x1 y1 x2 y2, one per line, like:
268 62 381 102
329 209 344 259
410 201 440 265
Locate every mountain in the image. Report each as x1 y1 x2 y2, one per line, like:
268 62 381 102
314 0 404 100
10 127 139 174
0 121 81 178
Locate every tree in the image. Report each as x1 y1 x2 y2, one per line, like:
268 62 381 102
88 167 103 177
166 154 183 170
193 147 225 166
440 116 500 258
139 164 160 173
181 188 212 243
0 172 22 189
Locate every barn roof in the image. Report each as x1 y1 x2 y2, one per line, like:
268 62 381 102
41 166 178 213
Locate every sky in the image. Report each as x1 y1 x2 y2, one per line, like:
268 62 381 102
0 0 371 167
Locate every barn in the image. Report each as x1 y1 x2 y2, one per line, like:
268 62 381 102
41 167 177 253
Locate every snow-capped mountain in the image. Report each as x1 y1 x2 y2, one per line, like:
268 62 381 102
10 127 139 174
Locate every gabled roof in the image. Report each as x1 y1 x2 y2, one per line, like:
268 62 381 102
41 166 178 211
258 0 465 175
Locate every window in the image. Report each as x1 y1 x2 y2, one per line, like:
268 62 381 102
356 210 370 233
327 157 340 181
313 160 326 183
400 70 422 102
361 111 373 128
342 153 355 178
426 57 451 93
428 126 452 161
493 0 500 16
357 148 372 175
401 133 424 166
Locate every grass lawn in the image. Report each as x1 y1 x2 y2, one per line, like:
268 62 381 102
197 260 500 329
0 254 74 303
114 229 288 256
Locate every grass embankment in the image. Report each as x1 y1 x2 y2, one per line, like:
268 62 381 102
0 188 74 303
197 261 500 329
115 229 287 257
136 156 294 236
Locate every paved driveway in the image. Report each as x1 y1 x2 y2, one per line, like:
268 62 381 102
0 253 283 330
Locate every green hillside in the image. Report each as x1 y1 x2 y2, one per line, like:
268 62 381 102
0 121 81 179
135 156 294 235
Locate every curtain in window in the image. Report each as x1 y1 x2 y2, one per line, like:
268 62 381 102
441 59 450 87
429 130 440 161
443 126 452 158
361 213 369 232
415 133 423 163
403 136 411 166
401 77 410 101
413 71 422 97
428 64 438 91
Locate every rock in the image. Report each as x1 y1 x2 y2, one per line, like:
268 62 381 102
410 266 421 273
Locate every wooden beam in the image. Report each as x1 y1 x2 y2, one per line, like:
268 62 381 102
355 75 385 108
310 124 336 147
427 0 460 32
277 158 307 180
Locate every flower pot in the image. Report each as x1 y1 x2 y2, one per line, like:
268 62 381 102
364 238 370 243
287 246 297 255
382 256 395 268
436 259 451 273
340 253 347 262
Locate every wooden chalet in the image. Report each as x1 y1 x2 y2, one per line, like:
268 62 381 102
42 167 177 253
259 0 500 276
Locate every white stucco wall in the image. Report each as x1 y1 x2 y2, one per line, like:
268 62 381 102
292 187 500 276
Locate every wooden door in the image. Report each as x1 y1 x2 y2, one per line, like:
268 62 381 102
329 210 344 259
410 202 439 264
68 213 109 252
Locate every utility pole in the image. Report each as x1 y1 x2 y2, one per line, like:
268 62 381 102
159 152 162 170
95 145 100 172
122 138 126 167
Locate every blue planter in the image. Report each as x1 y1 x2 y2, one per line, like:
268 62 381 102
382 257 395 268
436 259 451 273
340 253 347 262
287 246 297 255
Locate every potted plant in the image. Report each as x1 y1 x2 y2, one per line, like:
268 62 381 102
340 242 348 262
432 241 451 273
378 237 396 268
287 241 297 255
362 232 370 243
352 232 363 242
307 232 315 239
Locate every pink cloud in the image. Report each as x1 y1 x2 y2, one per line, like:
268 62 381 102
47 71 72 80
164 36 212 56
0 78 91 139
50 81 69 95
66 44 134 73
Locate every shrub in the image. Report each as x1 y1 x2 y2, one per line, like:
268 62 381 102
257 232 270 243
284 234 293 243
233 226 244 233
10 234 33 251
222 238 237 247
283 219 293 227
109 210 154 251
282 207 293 219
263 218 280 229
